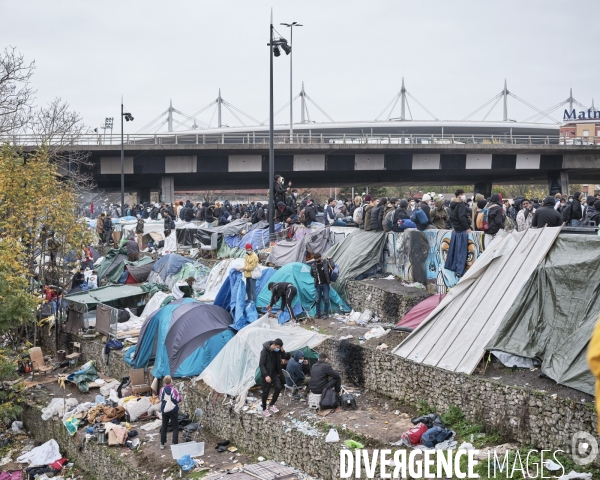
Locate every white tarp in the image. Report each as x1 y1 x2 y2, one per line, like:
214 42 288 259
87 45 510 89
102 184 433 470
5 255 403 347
198 259 270 303
393 227 562 374
194 314 327 410
17 439 62 467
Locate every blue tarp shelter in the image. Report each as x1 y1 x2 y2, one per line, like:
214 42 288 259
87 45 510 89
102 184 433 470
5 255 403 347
147 254 194 287
214 269 276 330
133 299 235 377
256 262 351 322
224 224 282 251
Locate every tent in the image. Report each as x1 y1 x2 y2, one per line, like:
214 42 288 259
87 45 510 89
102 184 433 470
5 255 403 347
147 254 194 288
95 247 128 281
123 258 155 284
214 269 276 330
325 230 388 301
195 314 327 410
396 294 445 331
393 227 562 374
133 299 235 377
256 262 351 321
267 228 334 267
224 223 282 251
169 261 211 294
486 234 600 395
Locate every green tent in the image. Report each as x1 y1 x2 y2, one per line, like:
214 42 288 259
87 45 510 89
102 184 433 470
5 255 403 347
96 247 154 284
487 235 600 396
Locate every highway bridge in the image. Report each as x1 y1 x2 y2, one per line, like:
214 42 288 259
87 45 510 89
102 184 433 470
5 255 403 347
9 120 600 202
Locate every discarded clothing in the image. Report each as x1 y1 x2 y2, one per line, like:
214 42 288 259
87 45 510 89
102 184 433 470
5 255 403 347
41 398 78 421
16 439 61 468
420 427 454 448
66 361 99 393
444 230 468 276
124 396 152 422
411 413 445 429
105 423 129 446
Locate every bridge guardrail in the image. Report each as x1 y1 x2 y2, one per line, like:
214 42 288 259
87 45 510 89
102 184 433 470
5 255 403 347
1 133 598 147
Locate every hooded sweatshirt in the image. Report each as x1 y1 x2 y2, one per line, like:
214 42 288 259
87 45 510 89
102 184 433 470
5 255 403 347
572 192 583 221
448 196 470 232
532 196 563 228
259 341 282 378
486 193 505 235
432 198 450 229
285 351 306 387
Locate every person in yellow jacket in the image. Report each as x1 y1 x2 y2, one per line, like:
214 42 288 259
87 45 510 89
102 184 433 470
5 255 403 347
587 317 600 432
237 243 259 303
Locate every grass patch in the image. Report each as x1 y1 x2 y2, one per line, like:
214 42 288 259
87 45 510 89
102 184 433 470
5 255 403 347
441 405 502 448
415 400 433 416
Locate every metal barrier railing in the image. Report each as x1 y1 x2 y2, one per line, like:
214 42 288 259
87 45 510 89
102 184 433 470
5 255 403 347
2 133 599 147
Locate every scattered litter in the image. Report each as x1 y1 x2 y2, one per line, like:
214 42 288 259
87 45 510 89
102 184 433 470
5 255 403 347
492 377 502 380
394 410 400 415
325 429 339 443
364 326 389 340
375 343 388 351
458 442 474 451
344 440 364 449
141 419 163 431
227 446 238 452
11 421 24 433
383 275 395 280
339 335 353 340
257 457 265 462
545 460 562 471
557 472 592 480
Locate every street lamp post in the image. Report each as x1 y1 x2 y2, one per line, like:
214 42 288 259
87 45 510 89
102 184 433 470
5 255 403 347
281 22 302 139
268 13 291 235
120 99 134 210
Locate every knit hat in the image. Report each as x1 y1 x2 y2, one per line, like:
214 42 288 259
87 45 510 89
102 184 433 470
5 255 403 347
364 194 372 202
245 244 253 250
422 194 431 203
399 199 409 208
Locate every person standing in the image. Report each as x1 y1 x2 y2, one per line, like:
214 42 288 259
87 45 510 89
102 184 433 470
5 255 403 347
532 196 563 228
96 213 105 245
259 339 284 417
448 189 471 233
135 215 145 250
266 282 298 321
310 253 334 319
125 236 140 262
516 199 535 232
237 244 259 303
159 375 182 450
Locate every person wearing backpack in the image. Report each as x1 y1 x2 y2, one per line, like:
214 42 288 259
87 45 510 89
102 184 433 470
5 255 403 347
474 199 488 231
159 375 182 450
309 352 341 396
362 195 375 231
352 195 368 228
382 198 397 232
410 201 432 231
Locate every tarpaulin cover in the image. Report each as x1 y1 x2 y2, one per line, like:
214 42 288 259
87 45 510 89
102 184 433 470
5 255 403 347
224 223 282 251
118 257 154 283
66 360 99 392
195 314 326 410
170 261 211 294
214 269 275 330
393 227 562 374
267 229 333 267
397 294 444 330
217 242 246 259
325 230 388 301
147 254 194 288
199 259 273 303
164 303 233 376
256 262 351 320
195 219 248 244
96 247 128 281
487 234 600 395
66 284 152 309
134 298 234 377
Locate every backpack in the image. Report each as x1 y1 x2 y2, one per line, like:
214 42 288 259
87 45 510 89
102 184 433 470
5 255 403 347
410 208 429 225
475 210 484 230
329 262 340 282
162 386 177 413
503 215 515 232
320 387 340 409
384 210 395 231
353 205 364 224
251 210 259 224
396 219 417 231
481 207 491 231
401 423 428 447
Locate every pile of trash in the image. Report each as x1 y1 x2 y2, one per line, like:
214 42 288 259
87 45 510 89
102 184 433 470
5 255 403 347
334 309 380 326
391 413 456 450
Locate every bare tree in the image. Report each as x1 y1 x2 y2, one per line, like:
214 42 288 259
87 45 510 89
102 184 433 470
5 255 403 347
0 47 36 135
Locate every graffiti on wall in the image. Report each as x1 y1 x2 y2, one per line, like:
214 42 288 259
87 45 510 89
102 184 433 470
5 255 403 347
383 229 487 292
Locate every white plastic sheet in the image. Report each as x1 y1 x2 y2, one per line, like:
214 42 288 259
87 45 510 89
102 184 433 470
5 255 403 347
195 314 326 410
17 439 62 467
41 398 78 421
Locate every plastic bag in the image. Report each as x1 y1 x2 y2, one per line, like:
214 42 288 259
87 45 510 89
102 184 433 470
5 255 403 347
177 454 195 471
64 417 81 436
325 428 339 443
364 326 388 340
344 440 364 449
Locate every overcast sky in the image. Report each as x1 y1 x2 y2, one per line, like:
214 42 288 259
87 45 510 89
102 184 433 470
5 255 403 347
3 0 598 133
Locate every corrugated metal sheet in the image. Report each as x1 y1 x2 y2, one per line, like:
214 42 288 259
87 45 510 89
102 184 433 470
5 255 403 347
392 226 562 374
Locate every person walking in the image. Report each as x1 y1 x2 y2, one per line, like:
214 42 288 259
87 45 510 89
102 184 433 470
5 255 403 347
310 253 335 319
237 244 259 303
159 375 182 450
259 339 284 417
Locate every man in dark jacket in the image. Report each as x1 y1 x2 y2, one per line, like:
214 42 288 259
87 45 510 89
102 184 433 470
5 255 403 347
125 236 140 261
258 339 284 417
302 200 316 226
285 350 308 388
274 175 289 205
486 193 505 235
266 282 298 321
276 201 296 224
252 202 266 224
309 352 341 395
392 199 411 232
448 189 471 232
571 191 583 226
310 253 334 319
369 197 386 231
531 196 564 228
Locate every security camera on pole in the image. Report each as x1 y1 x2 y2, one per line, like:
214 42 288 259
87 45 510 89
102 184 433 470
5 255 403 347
267 10 291 235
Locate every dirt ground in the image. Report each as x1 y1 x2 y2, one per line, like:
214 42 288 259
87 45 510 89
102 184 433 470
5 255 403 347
20 368 256 479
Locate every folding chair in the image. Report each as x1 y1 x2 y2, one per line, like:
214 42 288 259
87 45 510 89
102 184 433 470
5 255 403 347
281 369 305 406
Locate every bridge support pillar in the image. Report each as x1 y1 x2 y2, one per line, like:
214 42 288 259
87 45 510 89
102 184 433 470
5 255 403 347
547 171 569 196
473 182 492 199
160 176 174 204
138 188 151 204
